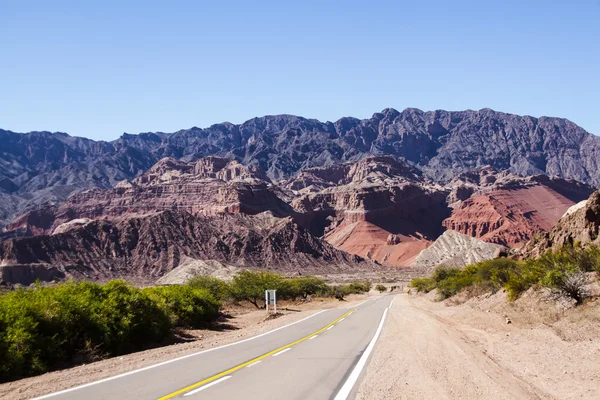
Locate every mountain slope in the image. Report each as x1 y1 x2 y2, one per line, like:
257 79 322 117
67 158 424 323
0 211 368 284
2 156 593 273
1 108 599 227
412 230 506 272
521 190 600 258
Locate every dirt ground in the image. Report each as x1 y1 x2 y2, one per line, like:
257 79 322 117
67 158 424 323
357 290 600 400
0 294 371 400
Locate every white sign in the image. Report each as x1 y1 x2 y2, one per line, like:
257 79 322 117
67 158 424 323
265 289 277 313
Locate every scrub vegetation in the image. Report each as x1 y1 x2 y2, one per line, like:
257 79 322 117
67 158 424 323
410 245 600 304
0 272 372 382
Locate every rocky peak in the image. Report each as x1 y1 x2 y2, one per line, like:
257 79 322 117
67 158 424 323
2 108 600 229
346 156 419 185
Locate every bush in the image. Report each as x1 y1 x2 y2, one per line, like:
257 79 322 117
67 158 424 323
346 281 372 294
375 284 387 293
329 285 353 300
475 258 518 289
410 277 435 293
410 245 600 304
187 276 230 300
0 280 172 382
548 271 591 305
434 266 476 299
230 271 289 308
288 276 328 300
144 286 221 328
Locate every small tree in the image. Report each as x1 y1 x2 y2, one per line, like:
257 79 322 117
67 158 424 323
187 276 230 300
329 285 352 301
230 271 286 308
289 276 328 300
347 281 371 294
375 284 387 293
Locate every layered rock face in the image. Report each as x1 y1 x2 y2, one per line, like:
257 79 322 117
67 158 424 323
412 230 506 272
442 169 594 247
0 211 367 284
1 154 595 282
288 157 450 266
521 190 600 258
4 157 291 236
2 107 599 228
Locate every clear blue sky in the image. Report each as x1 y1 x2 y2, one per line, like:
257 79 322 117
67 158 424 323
1 0 599 140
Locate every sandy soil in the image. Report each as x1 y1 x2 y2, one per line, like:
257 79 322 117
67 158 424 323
0 295 371 400
357 291 600 400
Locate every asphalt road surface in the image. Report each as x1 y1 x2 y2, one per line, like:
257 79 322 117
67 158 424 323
35 295 394 400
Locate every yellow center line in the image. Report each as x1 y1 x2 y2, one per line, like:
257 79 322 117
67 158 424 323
157 308 356 400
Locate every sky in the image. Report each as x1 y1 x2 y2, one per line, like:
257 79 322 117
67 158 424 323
1 0 599 140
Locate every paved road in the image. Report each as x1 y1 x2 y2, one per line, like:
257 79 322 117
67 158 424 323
37 295 394 400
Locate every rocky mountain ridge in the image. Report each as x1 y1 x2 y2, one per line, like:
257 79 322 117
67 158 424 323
0 211 368 285
1 107 598 228
1 154 594 283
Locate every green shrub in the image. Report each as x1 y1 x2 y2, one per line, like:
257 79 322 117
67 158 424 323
0 280 171 382
288 276 328 300
144 286 221 328
475 258 519 289
433 266 476 299
329 285 352 300
375 284 387 293
346 281 372 294
411 245 600 304
187 276 230 300
410 277 435 293
230 271 289 308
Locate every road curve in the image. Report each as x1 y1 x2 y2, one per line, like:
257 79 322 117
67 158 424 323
35 295 394 400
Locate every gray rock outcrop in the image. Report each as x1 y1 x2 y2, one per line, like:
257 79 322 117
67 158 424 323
412 230 507 272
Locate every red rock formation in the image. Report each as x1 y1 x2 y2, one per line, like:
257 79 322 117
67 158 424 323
289 157 449 266
521 190 600 258
1 156 594 279
443 184 582 247
4 157 291 235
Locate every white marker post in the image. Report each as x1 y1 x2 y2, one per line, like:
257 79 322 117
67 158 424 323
265 289 277 314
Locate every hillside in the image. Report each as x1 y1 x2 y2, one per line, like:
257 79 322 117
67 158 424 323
1 107 599 228
0 155 593 283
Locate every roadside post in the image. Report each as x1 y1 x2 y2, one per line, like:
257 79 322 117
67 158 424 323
265 289 277 314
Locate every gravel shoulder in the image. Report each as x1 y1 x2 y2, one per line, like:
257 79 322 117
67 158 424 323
0 295 370 400
357 292 600 400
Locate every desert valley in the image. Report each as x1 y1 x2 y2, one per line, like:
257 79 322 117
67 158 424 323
1 108 599 400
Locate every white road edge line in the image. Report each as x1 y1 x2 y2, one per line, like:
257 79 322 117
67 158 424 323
245 360 262 368
31 310 328 400
183 376 231 396
272 348 291 357
333 307 389 400
308 335 318 340
389 296 396 309
354 299 370 308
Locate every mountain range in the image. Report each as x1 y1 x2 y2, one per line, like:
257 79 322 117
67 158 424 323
1 108 599 228
1 108 598 284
